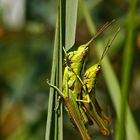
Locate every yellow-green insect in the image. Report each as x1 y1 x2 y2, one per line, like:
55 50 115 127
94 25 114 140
47 21 119 140
47 41 93 140
79 28 120 135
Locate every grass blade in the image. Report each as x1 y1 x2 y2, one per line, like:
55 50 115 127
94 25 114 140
45 14 60 140
65 0 78 50
96 43 139 140
46 0 79 139
45 0 63 139
115 0 138 140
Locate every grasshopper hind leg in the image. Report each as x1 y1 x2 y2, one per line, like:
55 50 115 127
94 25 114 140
94 98 110 125
91 94 110 125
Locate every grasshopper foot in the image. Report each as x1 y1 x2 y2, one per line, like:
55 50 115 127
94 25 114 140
46 79 51 86
76 95 90 103
54 96 62 112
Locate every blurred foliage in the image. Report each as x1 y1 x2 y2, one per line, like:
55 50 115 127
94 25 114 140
0 0 140 140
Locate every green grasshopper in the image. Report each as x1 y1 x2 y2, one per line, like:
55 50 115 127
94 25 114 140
55 20 115 112
47 40 98 140
47 44 92 140
47 21 118 139
46 38 104 140
77 28 120 135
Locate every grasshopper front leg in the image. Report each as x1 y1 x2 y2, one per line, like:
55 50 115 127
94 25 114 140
83 100 110 136
46 80 65 99
76 94 91 103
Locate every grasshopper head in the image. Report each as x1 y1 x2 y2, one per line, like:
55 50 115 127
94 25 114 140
93 63 101 74
66 44 89 64
95 64 101 75
73 44 89 62
83 63 101 93
84 63 101 79
77 44 89 57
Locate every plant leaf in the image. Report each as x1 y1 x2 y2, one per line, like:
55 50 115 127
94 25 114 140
65 0 78 50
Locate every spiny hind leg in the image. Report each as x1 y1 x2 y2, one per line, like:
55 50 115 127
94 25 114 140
94 98 110 124
86 101 110 136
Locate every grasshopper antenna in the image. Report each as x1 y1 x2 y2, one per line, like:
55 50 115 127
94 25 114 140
99 27 120 64
85 19 116 47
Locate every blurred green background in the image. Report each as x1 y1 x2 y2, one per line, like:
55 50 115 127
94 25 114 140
0 0 140 140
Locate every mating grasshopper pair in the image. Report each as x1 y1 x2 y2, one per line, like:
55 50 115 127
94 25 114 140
47 22 120 140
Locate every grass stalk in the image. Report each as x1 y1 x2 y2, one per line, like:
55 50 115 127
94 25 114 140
45 0 78 139
115 0 138 140
45 0 63 139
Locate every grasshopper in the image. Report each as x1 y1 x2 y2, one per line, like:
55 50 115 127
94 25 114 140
55 20 115 112
78 28 120 135
47 41 101 140
47 44 92 140
47 39 97 140
47 21 119 139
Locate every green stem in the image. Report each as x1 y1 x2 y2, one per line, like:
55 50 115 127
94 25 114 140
115 0 137 140
45 14 59 140
45 0 63 139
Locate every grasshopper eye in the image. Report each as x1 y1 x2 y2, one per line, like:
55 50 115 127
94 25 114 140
96 65 101 74
82 50 88 57
98 65 101 69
